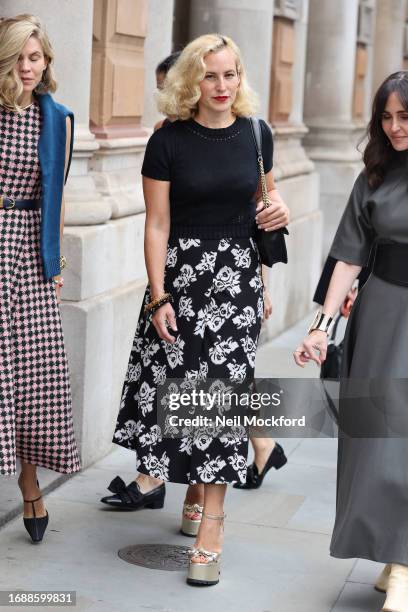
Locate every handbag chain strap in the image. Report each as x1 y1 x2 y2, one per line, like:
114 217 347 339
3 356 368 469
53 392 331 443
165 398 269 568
249 117 271 209
258 154 271 209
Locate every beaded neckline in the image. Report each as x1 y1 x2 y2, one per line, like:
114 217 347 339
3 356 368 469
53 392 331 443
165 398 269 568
186 116 243 141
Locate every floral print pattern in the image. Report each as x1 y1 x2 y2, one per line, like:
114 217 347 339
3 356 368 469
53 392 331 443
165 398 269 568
113 236 263 484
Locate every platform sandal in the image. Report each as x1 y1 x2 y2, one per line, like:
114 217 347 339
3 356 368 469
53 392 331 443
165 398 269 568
181 502 203 537
186 512 225 586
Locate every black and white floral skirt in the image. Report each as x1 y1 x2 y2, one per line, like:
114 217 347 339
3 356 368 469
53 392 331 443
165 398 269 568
113 236 263 484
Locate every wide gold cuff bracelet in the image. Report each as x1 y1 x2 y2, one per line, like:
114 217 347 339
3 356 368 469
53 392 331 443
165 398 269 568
308 310 333 335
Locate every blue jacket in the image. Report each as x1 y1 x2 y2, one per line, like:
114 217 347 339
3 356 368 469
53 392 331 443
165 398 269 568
37 93 74 279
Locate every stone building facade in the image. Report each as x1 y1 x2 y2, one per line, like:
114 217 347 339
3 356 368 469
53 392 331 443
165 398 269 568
1 0 406 468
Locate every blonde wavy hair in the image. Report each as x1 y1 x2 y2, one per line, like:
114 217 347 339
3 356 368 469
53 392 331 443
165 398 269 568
158 34 258 120
0 14 56 112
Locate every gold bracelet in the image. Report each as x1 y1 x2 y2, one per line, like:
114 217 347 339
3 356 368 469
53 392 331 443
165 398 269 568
308 310 333 335
60 255 67 270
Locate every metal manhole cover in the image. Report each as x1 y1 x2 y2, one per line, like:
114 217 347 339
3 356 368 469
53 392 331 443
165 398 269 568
118 544 190 571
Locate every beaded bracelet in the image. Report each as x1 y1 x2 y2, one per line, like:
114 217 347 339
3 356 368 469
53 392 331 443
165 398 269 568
144 292 173 315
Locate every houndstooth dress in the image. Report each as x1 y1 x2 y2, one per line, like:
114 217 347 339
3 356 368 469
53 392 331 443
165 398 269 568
113 117 272 484
0 101 81 476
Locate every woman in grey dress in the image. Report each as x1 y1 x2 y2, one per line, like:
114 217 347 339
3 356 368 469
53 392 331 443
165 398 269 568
294 71 408 612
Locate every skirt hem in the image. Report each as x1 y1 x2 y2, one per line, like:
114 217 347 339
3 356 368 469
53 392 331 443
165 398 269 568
330 548 408 566
113 440 240 485
0 453 82 477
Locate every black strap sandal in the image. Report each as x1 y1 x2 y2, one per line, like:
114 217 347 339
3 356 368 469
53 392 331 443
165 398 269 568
233 443 288 490
100 476 165 510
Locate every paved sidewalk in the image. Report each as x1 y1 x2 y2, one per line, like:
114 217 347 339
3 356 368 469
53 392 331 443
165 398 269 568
0 317 386 612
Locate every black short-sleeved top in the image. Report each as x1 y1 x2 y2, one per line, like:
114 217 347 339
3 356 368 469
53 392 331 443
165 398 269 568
141 116 273 238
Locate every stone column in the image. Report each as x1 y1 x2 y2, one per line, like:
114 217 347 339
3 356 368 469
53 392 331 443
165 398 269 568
372 0 405 90
265 0 321 338
173 0 191 50
142 0 174 128
358 0 377 123
304 0 363 256
351 0 376 123
189 0 274 119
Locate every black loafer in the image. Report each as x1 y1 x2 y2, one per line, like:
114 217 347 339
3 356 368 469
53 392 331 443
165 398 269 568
100 476 165 510
233 443 287 490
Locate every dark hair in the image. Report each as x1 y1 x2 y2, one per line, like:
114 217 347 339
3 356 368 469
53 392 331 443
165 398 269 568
156 51 181 75
363 71 408 188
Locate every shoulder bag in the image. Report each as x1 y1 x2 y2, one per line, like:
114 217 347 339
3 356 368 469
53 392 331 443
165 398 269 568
249 117 289 268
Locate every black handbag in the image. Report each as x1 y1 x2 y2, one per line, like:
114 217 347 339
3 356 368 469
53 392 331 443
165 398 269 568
249 117 289 268
320 314 344 380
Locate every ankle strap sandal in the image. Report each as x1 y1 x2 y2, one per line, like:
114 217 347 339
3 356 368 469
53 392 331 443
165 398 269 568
202 511 226 531
202 511 226 520
186 512 226 587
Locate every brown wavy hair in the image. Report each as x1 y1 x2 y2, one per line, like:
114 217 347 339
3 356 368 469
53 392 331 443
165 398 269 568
0 14 57 112
363 71 408 188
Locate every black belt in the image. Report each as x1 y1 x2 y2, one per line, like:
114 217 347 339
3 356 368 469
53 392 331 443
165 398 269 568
373 242 408 287
0 196 41 211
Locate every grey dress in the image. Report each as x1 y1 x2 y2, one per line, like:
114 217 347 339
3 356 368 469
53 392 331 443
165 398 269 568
329 157 408 564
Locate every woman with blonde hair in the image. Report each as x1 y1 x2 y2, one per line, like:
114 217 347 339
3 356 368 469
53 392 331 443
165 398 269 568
113 33 289 585
0 14 80 542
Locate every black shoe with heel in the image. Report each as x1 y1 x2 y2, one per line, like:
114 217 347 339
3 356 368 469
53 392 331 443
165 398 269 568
233 443 287 490
100 476 165 510
19 478 48 543
23 495 49 543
